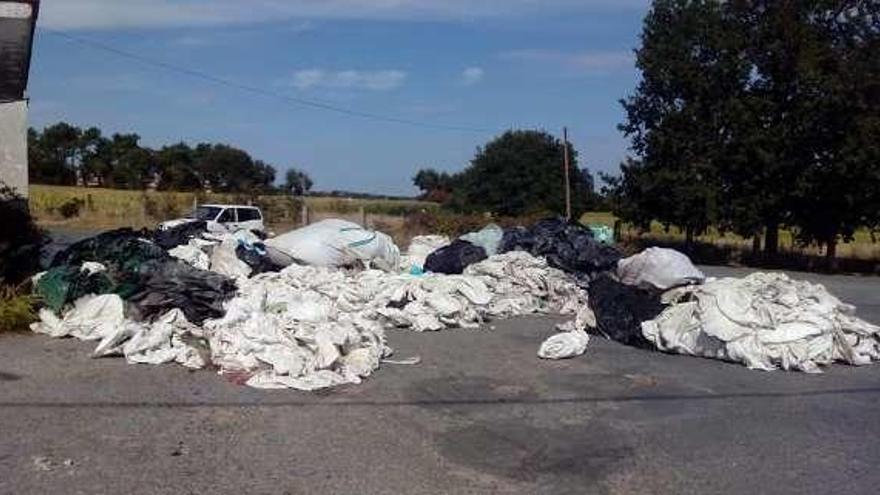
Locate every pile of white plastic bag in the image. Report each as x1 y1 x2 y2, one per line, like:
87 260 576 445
565 247 880 372
30 221 880 392
32 231 589 390
641 272 880 372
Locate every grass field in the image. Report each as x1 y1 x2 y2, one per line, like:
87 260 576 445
581 212 880 262
29 185 438 231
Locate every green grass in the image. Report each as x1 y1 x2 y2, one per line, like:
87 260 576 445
0 287 37 333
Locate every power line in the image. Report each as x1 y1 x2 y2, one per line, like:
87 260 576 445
40 28 496 133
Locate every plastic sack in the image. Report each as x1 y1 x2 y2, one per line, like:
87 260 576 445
403 235 450 270
538 330 590 360
588 225 614 245
499 218 621 285
617 247 705 290
210 238 252 279
127 260 237 324
588 274 664 349
153 220 208 250
460 224 504 256
424 240 487 275
35 265 114 312
264 219 400 272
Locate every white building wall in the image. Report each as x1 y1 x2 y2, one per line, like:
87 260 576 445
0 99 27 197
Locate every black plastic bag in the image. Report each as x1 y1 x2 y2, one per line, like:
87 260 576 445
128 260 237 324
499 217 621 284
587 274 665 349
424 240 488 275
153 220 208 250
236 243 284 275
51 228 169 269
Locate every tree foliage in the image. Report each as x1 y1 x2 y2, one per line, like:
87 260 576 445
28 122 285 194
610 0 880 260
285 168 314 196
413 130 598 217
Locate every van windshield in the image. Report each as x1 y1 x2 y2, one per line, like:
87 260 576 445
190 206 222 221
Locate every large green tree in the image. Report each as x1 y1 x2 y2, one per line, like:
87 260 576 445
613 0 879 262
618 0 751 245
448 130 596 217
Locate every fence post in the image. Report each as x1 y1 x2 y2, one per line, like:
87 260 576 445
301 203 310 226
360 206 367 227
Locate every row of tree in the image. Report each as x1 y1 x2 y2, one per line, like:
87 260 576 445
413 130 600 217
606 0 879 261
28 122 313 195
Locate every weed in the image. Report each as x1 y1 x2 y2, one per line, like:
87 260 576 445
0 286 37 333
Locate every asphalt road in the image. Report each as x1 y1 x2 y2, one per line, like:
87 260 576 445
1 267 879 494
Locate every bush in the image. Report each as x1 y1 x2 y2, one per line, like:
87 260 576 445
0 183 46 284
58 197 85 219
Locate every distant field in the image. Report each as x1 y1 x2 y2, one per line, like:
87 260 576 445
581 212 880 261
29 185 438 231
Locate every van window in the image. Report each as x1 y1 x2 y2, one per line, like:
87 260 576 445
217 209 236 223
236 208 261 222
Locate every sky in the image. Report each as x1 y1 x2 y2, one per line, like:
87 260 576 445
27 0 650 196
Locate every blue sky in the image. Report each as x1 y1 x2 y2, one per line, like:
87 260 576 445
28 0 650 196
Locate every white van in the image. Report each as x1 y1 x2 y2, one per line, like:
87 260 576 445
159 204 265 234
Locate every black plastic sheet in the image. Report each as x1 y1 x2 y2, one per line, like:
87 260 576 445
499 217 621 285
153 220 208 250
587 274 665 349
424 240 488 275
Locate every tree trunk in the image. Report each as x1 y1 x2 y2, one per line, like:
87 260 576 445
685 226 695 251
764 223 779 257
752 234 762 254
826 239 839 272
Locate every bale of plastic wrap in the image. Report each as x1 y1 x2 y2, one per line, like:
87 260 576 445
617 247 704 290
264 219 400 272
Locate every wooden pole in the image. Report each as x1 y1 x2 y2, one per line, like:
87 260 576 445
563 127 572 221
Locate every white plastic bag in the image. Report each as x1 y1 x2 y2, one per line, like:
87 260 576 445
460 224 504 256
617 247 705 290
265 219 400 272
538 330 590 360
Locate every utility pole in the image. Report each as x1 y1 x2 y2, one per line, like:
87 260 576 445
563 127 572 221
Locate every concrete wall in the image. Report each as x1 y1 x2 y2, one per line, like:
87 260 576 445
0 99 28 197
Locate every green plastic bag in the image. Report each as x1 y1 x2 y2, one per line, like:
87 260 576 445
589 225 615 245
35 266 114 312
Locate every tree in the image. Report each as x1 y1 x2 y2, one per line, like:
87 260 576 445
285 168 313 196
412 168 457 202
783 0 880 266
28 122 82 185
156 143 201 191
618 0 750 245
448 130 593 217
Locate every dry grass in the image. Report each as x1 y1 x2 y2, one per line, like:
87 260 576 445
29 185 437 231
580 212 880 261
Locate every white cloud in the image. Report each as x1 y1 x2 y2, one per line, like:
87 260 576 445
39 0 649 30
461 67 485 86
289 69 408 91
500 49 635 74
